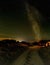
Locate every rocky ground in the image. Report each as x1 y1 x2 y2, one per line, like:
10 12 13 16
38 46 50 65
0 45 27 65
0 40 50 65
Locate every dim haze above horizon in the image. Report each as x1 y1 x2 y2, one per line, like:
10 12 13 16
0 0 49 42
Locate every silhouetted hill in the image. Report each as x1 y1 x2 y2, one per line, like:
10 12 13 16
0 39 50 65
0 39 27 65
0 39 50 47
38 40 50 46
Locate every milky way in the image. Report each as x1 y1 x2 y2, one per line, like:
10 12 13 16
25 2 42 41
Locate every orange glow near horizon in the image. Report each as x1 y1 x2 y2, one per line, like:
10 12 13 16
0 38 14 40
46 42 50 46
0 37 26 42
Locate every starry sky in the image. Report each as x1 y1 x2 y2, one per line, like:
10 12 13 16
0 0 49 41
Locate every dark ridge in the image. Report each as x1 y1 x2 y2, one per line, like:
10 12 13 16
0 39 50 65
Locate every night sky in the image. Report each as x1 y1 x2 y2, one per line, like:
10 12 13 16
0 0 49 41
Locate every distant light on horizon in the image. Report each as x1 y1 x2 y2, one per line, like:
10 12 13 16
15 37 26 42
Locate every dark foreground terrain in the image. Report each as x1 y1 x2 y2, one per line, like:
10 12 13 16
38 46 50 65
0 39 50 65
